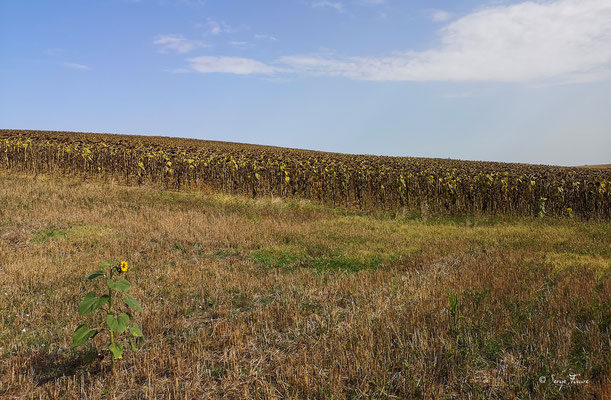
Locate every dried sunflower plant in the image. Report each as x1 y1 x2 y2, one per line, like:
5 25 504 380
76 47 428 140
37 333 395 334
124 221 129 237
72 260 144 372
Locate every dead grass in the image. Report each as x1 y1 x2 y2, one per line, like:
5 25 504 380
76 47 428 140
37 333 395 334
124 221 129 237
0 172 609 399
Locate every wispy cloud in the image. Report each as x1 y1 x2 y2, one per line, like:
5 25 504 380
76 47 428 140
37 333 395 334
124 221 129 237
166 67 191 74
254 34 278 41
309 0 385 14
44 48 63 56
181 0 611 84
429 9 452 22
229 41 248 47
310 1 345 13
154 34 208 53
62 62 90 70
201 18 242 36
357 0 386 5
206 18 223 35
187 56 276 75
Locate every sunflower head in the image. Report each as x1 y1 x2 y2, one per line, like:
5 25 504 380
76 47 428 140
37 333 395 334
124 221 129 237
119 261 128 272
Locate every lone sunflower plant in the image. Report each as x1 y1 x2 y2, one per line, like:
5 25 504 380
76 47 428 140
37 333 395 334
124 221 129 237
73 260 144 371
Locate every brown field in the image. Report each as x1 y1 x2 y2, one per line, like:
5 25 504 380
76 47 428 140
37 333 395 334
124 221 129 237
0 171 609 399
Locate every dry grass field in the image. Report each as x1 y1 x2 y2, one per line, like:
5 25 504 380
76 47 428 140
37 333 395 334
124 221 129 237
0 171 609 398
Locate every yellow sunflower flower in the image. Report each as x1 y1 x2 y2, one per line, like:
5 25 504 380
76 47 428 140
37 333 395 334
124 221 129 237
119 261 128 272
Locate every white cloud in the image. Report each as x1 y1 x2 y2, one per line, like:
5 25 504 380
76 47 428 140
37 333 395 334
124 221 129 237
357 0 386 5
287 0 611 83
310 0 384 13
187 56 276 75
229 41 248 47
182 0 611 84
167 67 191 74
254 34 278 41
202 18 239 36
430 9 452 22
310 1 345 13
207 19 222 35
154 34 208 53
44 48 63 56
62 62 90 70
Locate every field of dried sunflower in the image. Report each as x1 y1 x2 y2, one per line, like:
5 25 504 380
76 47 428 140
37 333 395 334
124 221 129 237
1 129 609 219
0 169 609 398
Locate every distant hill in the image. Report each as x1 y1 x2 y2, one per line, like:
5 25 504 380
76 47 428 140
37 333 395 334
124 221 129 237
574 164 611 169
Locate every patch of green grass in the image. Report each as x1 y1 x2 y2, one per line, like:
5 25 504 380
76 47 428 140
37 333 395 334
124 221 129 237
33 224 116 244
33 227 67 243
251 248 302 270
307 254 382 272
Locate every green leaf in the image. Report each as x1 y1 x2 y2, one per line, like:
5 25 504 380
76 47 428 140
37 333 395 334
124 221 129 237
117 313 130 333
99 261 111 269
109 343 123 359
123 295 142 312
106 313 130 334
130 323 144 338
80 292 109 316
106 314 117 332
107 278 130 293
79 292 97 315
87 270 105 280
79 291 108 315
96 295 110 309
72 324 97 347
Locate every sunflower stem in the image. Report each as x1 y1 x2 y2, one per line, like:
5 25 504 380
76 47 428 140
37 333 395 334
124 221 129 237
108 265 115 373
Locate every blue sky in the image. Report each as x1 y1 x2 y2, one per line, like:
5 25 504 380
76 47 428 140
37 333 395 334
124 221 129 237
1 0 610 165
